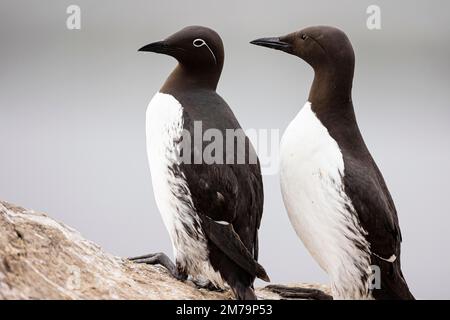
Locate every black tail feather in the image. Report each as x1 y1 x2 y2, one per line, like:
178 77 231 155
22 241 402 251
232 284 257 300
371 257 415 300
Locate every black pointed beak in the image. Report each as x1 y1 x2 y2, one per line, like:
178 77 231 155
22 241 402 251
250 37 291 52
138 40 169 54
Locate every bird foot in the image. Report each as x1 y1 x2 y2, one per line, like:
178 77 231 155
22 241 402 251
265 284 333 300
128 252 187 281
193 279 225 292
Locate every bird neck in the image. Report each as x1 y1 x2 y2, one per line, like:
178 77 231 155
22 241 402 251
308 67 354 117
307 66 367 155
161 64 221 93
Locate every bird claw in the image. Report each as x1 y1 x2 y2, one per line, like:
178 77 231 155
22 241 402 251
265 284 333 300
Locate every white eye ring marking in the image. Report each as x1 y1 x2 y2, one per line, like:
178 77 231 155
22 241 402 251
192 38 217 65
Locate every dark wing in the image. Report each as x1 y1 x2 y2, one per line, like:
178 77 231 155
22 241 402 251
247 157 264 261
344 155 414 299
343 155 401 260
201 214 269 281
169 88 267 282
178 161 268 281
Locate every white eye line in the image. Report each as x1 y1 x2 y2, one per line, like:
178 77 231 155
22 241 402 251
192 38 217 65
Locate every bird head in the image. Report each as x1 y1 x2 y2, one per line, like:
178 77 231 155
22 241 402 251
250 26 354 72
139 26 224 73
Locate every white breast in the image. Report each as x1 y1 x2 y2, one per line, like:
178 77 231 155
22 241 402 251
280 102 372 299
146 92 224 287
146 92 182 243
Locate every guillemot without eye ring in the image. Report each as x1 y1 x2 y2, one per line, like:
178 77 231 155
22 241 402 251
251 26 414 300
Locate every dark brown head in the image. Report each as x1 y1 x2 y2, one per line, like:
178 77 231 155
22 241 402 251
139 26 224 80
251 26 354 76
251 26 355 104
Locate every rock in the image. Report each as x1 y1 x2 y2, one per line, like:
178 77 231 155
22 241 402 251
0 200 330 300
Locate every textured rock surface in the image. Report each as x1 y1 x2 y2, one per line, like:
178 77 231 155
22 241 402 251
0 200 329 300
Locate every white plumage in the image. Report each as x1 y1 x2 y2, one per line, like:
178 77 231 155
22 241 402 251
280 102 372 299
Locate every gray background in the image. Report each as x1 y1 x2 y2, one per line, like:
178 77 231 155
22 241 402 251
1 0 449 299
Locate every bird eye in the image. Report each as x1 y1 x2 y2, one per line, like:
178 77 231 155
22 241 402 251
193 38 206 47
192 38 217 65
301 34 308 40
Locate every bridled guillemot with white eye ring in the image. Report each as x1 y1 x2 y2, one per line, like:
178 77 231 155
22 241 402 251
251 26 414 300
130 26 269 300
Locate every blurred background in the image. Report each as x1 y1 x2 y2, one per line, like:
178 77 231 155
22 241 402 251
1 0 449 299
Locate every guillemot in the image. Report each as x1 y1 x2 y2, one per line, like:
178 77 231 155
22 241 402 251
131 26 269 300
251 26 414 300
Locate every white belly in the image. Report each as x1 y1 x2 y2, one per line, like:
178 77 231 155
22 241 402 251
280 102 372 299
146 92 223 287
